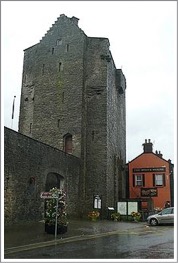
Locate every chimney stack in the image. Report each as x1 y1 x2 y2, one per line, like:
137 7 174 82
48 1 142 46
155 150 163 159
158 151 163 158
142 139 153 153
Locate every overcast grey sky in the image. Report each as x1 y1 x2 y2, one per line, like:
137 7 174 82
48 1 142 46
2 1 177 163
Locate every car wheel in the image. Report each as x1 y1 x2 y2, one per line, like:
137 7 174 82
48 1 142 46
150 218 158 226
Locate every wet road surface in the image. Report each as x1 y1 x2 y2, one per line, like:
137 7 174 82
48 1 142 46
5 225 174 259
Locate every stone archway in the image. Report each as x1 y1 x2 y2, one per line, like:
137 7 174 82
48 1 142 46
45 172 64 191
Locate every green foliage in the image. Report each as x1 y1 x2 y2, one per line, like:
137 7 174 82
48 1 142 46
111 212 121 221
131 211 142 222
45 187 68 226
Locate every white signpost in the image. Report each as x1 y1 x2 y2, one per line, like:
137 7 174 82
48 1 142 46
40 192 59 199
40 191 59 240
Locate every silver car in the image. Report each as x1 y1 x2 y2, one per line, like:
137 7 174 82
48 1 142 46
147 207 174 226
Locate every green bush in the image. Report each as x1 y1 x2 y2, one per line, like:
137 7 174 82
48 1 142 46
111 212 121 221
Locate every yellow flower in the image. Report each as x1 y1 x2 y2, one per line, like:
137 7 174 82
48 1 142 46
88 211 100 219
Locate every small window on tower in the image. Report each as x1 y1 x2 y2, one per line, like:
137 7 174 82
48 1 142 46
59 62 62 72
66 44 69 52
92 131 95 141
30 123 32 133
52 48 54 54
57 119 60 127
56 39 62 46
64 134 72 154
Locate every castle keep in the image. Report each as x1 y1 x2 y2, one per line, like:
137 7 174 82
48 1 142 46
5 14 126 224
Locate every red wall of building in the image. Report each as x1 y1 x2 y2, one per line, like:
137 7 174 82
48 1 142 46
128 153 171 209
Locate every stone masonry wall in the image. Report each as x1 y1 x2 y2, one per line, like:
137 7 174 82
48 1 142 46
17 14 127 219
19 15 86 158
4 127 81 226
106 57 119 207
83 37 110 216
107 65 127 205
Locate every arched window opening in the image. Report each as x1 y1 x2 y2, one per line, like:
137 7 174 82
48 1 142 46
56 39 62 46
64 134 72 154
59 62 62 72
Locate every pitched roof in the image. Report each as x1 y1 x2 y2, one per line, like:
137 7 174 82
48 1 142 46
127 151 171 165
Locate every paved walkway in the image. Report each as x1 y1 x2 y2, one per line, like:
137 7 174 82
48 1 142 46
4 219 146 250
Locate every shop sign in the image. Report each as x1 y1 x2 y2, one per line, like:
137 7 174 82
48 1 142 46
133 167 166 173
141 188 157 197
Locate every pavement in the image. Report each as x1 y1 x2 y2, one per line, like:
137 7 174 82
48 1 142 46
4 219 146 255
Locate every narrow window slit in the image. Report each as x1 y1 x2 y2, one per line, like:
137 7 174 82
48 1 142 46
59 62 62 72
92 131 95 141
30 123 32 133
66 44 69 52
62 92 64 102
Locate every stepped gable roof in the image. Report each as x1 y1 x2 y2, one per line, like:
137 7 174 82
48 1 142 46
39 14 86 43
24 14 86 51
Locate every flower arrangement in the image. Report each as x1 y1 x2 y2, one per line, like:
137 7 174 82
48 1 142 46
45 187 68 227
131 211 141 222
111 212 121 221
88 210 100 221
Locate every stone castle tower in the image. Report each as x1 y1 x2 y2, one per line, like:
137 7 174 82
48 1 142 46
18 14 126 217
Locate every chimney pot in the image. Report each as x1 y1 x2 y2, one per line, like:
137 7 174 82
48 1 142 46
157 151 163 158
143 139 153 153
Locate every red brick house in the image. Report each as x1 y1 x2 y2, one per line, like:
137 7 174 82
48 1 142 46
127 139 174 211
